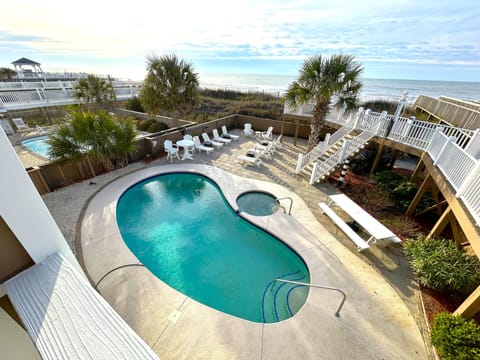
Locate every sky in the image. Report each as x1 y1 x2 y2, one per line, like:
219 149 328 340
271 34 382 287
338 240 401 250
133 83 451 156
0 0 479 82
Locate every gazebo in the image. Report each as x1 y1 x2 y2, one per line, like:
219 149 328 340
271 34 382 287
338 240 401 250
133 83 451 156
11 57 44 79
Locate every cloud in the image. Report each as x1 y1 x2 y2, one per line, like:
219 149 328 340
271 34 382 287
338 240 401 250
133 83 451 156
0 0 478 80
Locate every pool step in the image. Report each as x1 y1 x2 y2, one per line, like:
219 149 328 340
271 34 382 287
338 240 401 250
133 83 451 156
261 271 307 323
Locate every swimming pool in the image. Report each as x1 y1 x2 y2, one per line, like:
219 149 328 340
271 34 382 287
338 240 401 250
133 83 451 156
116 173 310 323
21 135 51 158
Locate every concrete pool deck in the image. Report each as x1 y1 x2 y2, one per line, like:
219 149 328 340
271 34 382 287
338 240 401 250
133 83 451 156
44 133 431 359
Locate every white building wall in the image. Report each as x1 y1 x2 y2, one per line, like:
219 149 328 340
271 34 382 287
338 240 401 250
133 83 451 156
0 129 82 274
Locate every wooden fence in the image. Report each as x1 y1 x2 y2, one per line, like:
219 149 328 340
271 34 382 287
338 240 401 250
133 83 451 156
415 95 480 130
26 114 311 194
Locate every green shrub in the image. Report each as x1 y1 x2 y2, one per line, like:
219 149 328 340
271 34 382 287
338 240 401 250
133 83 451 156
431 312 480 360
404 236 480 295
136 119 154 131
391 181 418 211
125 97 145 113
147 122 168 133
373 170 405 192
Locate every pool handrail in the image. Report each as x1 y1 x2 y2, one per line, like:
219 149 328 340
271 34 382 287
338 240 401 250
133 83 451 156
275 278 347 317
276 197 293 215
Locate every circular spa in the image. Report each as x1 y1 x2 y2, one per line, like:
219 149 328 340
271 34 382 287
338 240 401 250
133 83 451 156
236 191 279 216
116 173 309 323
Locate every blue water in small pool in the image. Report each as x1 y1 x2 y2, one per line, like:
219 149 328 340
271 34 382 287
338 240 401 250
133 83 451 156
116 173 310 323
22 135 51 158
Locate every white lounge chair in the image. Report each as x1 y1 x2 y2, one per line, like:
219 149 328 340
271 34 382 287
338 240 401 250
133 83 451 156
238 149 263 167
202 132 224 149
257 126 273 141
221 125 239 141
193 135 214 155
250 141 274 160
164 139 180 162
12 117 29 131
243 123 254 136
212 128 231 145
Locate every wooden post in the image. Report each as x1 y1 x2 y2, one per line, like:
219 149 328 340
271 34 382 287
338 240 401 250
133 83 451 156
410 155 425 181
406 174 432 216
427 206 452 239
369 143 385 177
294 118 299 146
454 284 480 319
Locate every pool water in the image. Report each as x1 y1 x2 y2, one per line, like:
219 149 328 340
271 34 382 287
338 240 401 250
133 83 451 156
116 173 309 323
237 191 278 216
22 135 51 158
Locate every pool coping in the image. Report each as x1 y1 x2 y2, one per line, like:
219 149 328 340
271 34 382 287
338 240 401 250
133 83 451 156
80 163 429 359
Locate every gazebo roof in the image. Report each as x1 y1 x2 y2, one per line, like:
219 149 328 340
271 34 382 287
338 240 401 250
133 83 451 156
11 57 41 66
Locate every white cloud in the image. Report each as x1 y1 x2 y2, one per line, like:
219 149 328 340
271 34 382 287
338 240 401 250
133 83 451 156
1 0 479 80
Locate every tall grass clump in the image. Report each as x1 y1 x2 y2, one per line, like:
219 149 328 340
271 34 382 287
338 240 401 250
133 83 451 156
404 236 480 296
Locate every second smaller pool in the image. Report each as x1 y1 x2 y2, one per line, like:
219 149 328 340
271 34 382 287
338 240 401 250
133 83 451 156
237 191 278 216
22 135 51 159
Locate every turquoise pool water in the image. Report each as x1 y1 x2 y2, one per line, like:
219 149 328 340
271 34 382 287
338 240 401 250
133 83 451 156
116 173 310 323
22 135 51 158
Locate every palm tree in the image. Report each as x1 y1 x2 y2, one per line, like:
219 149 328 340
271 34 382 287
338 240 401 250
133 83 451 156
140 54 199 125
73 74 115 108
47 109 136 177
286 54 363 150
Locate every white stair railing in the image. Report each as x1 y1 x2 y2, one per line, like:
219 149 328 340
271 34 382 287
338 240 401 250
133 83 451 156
309 113 382 184
294 109 364 174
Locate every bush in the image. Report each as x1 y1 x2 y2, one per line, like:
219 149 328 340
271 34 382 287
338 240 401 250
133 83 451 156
391 181 418 211
373 170 405 192
404 236 480 295
431 312 480 360
136 119 154 131
147 122 168 133
125 97 145 113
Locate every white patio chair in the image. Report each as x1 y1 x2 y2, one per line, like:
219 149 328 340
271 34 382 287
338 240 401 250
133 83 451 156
243 123 253 136
164 139 180 162
221 125 239 140
212 128 231 145
202 132 224 149
258 126 273 141
193 136 214 155
183 134 193 141
250 141 274 160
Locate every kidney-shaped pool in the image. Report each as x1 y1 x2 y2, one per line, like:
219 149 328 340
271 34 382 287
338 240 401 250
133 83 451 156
116 172 310 323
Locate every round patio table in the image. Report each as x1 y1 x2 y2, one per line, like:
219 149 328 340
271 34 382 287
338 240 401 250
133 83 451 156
176 139 195 160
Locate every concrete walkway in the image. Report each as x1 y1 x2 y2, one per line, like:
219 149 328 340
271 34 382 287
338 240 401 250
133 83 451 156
45 132 431 359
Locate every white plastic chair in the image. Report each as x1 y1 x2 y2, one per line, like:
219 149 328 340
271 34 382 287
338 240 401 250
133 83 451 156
183 134 193 141
243 123 253 136
213 128 231 144
193 136 214 155
258 126 273 141
202 132 224 149
164 139 180 162
221 125 239 141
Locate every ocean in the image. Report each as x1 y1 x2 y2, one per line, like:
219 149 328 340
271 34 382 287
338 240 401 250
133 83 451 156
199 73 480 104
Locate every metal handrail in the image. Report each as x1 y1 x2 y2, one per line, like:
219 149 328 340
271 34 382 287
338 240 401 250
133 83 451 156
276 197 293 215
275 278 347 317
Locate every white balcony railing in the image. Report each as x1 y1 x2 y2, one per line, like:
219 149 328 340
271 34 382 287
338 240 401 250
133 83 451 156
0 80 140 110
